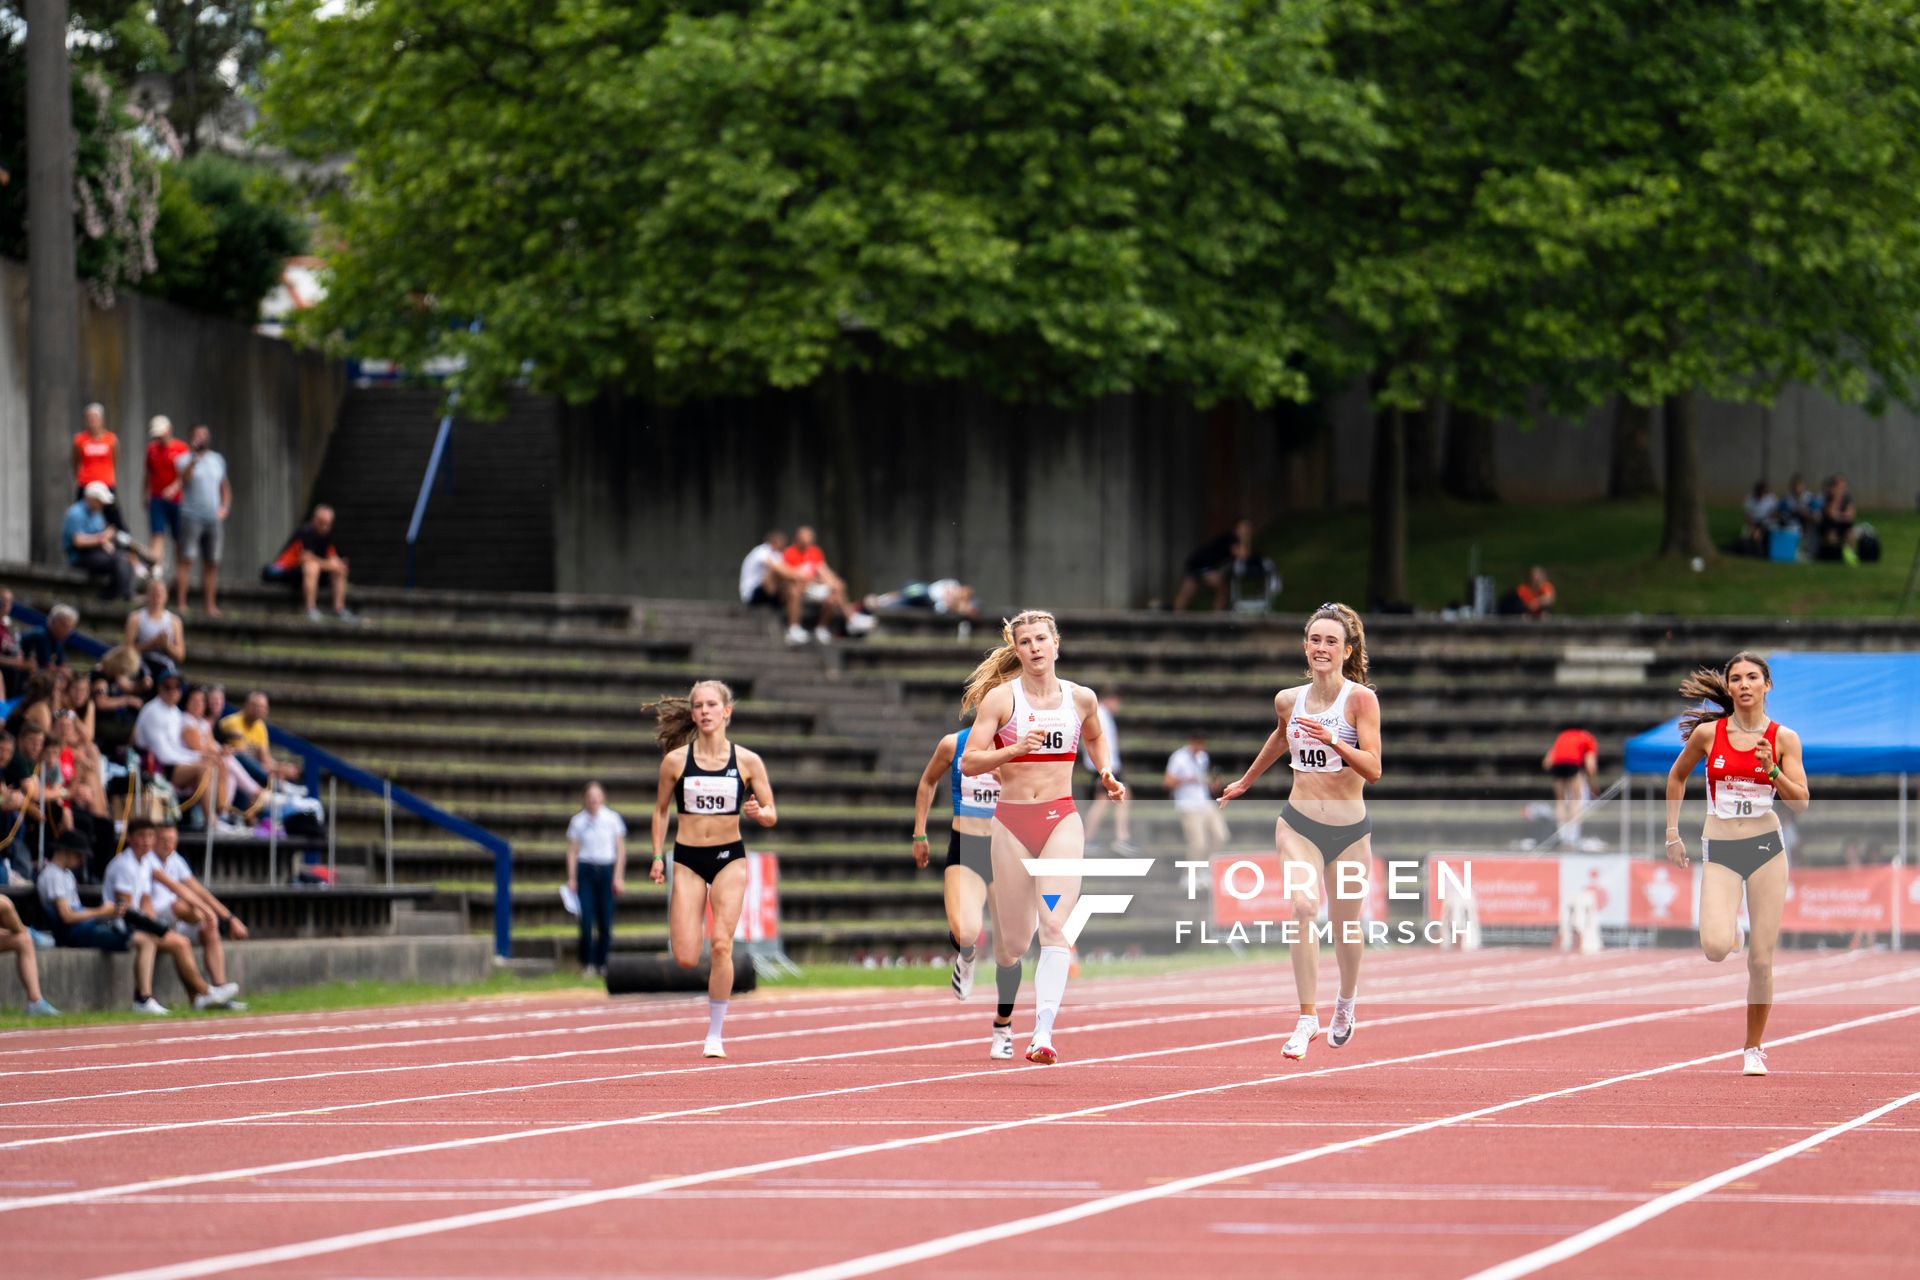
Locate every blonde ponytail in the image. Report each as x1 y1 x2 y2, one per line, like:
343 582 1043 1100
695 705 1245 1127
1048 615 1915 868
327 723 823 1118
960 610 1059 716
1305 602 1371 688
644 679 735 752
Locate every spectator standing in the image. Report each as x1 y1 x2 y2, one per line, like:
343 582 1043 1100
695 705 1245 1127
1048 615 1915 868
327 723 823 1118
1081 690 1137 854
218 691 302 791
565 781 627 978
143 415 190 568
1817 474 1861 564
738 531 799 617
1173 518 1255 611
0 587 30 699
176 425 232 616
263 506 357 621
1542 723 1600 844
72 402 124 531
62 484 135 600
0 893 58 1015
132 671 219 833
126 578 186 679
1498 565 1557 619
1165 730 1229 864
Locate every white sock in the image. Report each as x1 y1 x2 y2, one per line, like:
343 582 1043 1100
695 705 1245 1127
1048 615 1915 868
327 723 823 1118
1033 945 1071 1039
1335 995 1355 1015
707 999 729 1040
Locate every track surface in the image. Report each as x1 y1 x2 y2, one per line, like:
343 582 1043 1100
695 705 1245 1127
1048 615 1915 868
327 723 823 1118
2 947 1915 1279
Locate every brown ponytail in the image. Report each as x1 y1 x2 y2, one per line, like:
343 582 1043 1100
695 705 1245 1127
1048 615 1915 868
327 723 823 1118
1304 602 1372 688
960 610 1059 716
1677 651 1770 739
645 679 735 752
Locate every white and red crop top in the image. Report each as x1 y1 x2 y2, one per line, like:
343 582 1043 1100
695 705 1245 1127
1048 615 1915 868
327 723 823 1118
1287 678 1361 774
1706 718 1779 820
994 679 1083 763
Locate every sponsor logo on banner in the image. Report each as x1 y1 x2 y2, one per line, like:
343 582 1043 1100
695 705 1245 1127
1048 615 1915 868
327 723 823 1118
1780 866 1898 933
1427 855 1556 925
1558 856 1629 928
1629 860 1693 927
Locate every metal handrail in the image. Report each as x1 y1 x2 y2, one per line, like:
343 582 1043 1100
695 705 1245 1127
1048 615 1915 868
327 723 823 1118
6 601 514 958
404 409 455 589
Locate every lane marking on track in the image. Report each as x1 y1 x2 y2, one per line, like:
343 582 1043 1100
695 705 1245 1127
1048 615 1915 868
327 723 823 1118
1458 1086 1920 1280
0 948 1661 1115
767 1001 1920 1280
0 952 1731 1150
59 963 1909 1279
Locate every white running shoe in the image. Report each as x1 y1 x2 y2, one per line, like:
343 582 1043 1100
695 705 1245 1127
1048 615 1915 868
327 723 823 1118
990 1024 1015 1060
1329 1001 1356 1048
1281 1014 1320 1061
211 982 240 1003
1025 1035 1058 1066
703 1037 727 1060
132 997 170 1016
192 992 227 1011
1743 1047 1769 1076
951 950 977 1000
813 625 834 645
785 625 809 646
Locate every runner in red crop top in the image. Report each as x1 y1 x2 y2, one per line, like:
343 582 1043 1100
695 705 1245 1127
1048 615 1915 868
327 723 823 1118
1664 651 1810 1077
959 610 1124 1066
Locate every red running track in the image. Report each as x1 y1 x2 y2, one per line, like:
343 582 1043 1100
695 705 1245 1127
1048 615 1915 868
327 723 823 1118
2 947 1916 1280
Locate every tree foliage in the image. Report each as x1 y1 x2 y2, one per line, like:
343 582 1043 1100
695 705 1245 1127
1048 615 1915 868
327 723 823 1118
260 0 1381 410
145 152 303 320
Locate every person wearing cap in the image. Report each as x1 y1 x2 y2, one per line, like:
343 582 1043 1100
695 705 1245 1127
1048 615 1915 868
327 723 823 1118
144 414 190 568
38 827 127 953
62 482 135 599
72 401 123 531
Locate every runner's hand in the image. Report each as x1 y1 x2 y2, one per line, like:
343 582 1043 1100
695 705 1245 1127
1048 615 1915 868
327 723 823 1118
1218 777 1251 807
1664 835 1689 867
650 857 666 885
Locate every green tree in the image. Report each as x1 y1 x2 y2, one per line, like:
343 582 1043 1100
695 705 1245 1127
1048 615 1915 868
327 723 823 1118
145 153 303 321
259 0 1381 414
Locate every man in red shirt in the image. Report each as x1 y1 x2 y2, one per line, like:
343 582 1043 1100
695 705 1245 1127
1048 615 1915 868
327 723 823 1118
1542 723 1600 843
143 415 190 567
71 403 123 531
780 525 873 645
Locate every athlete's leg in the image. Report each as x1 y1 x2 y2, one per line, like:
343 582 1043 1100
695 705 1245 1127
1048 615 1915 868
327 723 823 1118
1028 813 1085 1058
1698 862 1745 963
667 864 711 971
1551 776 1573 830
1275 818 1326 1016
943 865 987 954
1326 838 1370 1000
705 860 751 1004
987 824 1039 967
1742 854 1788 1049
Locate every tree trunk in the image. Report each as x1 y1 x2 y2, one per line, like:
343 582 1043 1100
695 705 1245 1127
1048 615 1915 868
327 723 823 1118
1404 402 1440 498
1659 393 1713 558
27 0 80 566
1368 401 1408 609
814 370 868 596
1442 406 1498 501
1607 397 1659 499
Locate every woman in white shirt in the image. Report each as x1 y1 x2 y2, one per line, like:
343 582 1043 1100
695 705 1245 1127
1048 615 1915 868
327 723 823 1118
567 781 627 977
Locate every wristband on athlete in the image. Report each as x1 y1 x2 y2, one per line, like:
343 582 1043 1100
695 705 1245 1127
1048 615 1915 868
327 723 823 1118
912 833 928 844
1767 765 1781 780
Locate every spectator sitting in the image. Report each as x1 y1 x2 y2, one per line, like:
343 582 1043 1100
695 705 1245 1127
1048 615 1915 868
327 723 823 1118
1816 474 1861 564
1497 565 1557 619
126 578 186 679
0 731 26 881
63 483 136 600
49 709 114 871
89 646 150 754
144 415 190 568
104 819 224 1013
0 892 58 1015
175 424 233 617
144 818 245 1005
263 505 358 621
5 671 56 737
781 524 874 645
0 587 30 700
738 530 801 618
19 603 79 677
72 401 125 531
1779 473 1822 537
132 671 221 833
1226 537 1281 612
38 828 130 955
1173 518 1255 611
1735 480 1778 556
218 691 303 792
1166 730 1229 864
183 684 258 823
863 579 978 617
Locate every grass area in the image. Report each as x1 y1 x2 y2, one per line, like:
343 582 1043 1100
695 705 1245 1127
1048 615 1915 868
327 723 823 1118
0 969 591 1031
1269 499 1920 617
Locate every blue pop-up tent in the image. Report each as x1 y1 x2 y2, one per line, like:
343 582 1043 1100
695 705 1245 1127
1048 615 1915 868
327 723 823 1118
1624 652 1920 776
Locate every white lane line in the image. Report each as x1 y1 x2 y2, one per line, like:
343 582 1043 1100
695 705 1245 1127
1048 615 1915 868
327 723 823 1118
769 1002 1920 1280
64 966 1909 1278
1 948 1631 1113
0 952 1721 1150
1458 1086 1920 1280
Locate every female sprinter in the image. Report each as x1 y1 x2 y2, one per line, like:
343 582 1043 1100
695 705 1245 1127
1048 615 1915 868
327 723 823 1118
1663 653 1809 1076
649 680 778 1059
1219 602 1382 1062
960 610 1125 1065
912 727 1021 1059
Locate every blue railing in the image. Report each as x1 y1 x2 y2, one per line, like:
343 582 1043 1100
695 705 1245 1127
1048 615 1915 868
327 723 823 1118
6 601 514 958
404 409 455 590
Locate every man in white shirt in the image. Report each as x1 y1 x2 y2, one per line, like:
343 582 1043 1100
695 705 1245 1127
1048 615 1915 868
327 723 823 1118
106 819 225 1013
1081 690 1136 854
132 672 216 831
144 818 244 1003
566 781 627 978
1166 730 1229 863
738 531 798 614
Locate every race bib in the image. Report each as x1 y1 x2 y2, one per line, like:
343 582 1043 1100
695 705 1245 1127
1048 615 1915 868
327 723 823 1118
1713 777 1775 820
1288 722 1343 773
962 774 1001 810
684 775 740 815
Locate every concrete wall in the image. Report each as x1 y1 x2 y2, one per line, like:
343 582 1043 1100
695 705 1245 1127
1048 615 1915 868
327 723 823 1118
553 380 1334 608
0 256 344 571
1332 390 1920 508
